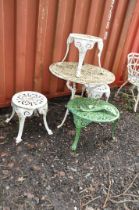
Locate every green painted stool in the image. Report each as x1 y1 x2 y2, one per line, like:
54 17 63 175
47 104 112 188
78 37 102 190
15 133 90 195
67 97 120 151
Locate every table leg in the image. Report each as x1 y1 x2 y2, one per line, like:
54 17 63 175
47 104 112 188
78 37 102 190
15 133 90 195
57 81 76 128
67 81 76 99
57 109 69 128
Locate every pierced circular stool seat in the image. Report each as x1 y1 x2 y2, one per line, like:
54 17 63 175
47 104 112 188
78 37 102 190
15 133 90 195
67 97 120 151
6 91 53 144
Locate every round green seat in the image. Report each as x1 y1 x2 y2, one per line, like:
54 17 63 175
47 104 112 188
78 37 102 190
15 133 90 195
67 97 120 151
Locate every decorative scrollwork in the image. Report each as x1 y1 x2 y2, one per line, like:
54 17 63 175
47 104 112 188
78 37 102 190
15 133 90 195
73 115 91 128
59 33 104 77
12 91 47 109
23 111 33 117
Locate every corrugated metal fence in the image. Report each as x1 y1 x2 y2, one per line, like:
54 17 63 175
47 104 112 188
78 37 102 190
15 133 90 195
0 0 139 107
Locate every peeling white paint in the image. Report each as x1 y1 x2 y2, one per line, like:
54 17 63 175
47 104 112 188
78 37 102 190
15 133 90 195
104 0 115 40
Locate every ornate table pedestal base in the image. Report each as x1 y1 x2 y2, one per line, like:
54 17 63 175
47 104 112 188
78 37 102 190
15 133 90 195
67 97 120 151
57 81 76 128
6 91 53 144
49 62 115 128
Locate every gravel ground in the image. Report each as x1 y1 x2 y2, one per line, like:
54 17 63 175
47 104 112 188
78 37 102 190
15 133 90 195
0 89 139 210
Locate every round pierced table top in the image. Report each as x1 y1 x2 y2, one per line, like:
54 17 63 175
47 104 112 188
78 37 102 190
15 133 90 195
67 97 120 123
12 91 47 110
49 62 115 85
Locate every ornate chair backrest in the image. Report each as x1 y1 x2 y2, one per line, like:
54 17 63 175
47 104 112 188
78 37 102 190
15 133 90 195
61 33 103 77
128 53 139 85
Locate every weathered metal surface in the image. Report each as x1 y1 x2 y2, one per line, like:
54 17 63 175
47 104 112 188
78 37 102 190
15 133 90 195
0 0 15 107
0 0 139 107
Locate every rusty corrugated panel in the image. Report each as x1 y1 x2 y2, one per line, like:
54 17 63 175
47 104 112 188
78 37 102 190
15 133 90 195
0 0 139 107
0 0 15 107
114 0 139 83
49 0 75 95
103 0 128 70
16 0 38 92
86 0 106 63
34 0 58 93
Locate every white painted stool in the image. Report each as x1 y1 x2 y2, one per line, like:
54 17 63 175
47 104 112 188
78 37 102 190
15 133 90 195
6 91 53 144
82 84 110 101
61 33 104 77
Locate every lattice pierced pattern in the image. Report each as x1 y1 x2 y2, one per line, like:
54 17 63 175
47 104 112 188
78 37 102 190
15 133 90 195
128 53 139 86
116 52 139 112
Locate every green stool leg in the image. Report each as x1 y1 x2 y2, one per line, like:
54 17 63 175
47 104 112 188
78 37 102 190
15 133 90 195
72 115 91 151
71 126 82 151
112 120 118 139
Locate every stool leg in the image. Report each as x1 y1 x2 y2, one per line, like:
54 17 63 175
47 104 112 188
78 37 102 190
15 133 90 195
43 114 53 135
71 114 90 151
16 108 33 144
16 116 26 144
111 120 118 140
134 88 139 112
71 126 82 151
5 107 15 123
38 107 53 135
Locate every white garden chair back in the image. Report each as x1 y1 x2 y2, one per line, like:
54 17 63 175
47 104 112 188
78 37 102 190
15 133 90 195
116 52 139 112
128 53 139 86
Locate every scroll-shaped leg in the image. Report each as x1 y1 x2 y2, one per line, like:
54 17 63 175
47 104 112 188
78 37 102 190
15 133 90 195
130 85 136 102
75 39 95 77
71 110 92 151
134 87 139 112
98 40 103 74
71 126 82 151
71 115 87 151
81 85 86 97
61 35 74 62
43 114 53 135
76 51 87 77
15 108 33 144
38 106 53 135
105 85 110 102
5 107 15 123
16 116 26 144
115 80 128 96
57 81 76 128
111 120 118 140
67 81 76 99
57 109 69 128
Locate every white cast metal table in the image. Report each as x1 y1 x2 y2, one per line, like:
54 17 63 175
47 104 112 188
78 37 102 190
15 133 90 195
49 62 115 128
